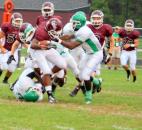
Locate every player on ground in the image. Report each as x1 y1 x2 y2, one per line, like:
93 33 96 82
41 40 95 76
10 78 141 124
0 12 23 83
119 19 140 82
11 67 43 102
30 18 67 103
55 11 103 104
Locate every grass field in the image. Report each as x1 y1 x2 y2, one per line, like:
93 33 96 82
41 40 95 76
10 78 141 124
0 67 142 130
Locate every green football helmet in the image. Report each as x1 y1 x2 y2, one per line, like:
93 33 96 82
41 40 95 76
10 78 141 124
19 23 35 43
23 87 43 102
70 11 86 31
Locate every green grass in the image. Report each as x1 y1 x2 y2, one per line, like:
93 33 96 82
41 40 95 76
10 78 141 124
0 68 142 130
138 38 142 49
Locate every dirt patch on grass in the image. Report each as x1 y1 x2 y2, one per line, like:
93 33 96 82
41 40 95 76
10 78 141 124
0 98 142 119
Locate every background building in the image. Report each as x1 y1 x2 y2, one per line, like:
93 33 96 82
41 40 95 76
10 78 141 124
0 0 91 25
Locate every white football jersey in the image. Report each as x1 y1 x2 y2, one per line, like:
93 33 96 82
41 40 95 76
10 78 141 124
63 22 74 35
75 26 101 54
13 68 35 99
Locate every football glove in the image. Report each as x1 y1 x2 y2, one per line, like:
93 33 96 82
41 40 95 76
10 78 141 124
7 55 16 64
104 53 112 64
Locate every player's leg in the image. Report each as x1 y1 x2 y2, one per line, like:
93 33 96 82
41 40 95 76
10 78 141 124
129 50 137 82
80 51 103 104
46 48 67 72
52 69 65 95
3 51 19 83
30 50 55 103
120 50 130 80
69 54 87 97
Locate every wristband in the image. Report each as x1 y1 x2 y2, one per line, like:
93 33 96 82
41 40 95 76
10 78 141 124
130 44 135 47
109 53 112 56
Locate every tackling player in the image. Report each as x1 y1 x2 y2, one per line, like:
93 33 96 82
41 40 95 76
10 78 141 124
55 11 103 104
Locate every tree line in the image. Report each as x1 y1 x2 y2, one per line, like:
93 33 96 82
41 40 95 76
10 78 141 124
90 0 142 28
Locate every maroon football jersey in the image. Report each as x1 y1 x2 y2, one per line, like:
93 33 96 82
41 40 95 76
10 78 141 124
34 22 51 41
1 23 19 51
87 24 113 47
36 15 62 26
119 29 140 51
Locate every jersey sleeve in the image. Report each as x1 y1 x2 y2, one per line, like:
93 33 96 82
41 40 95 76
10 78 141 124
75 26 91 43
1 23 9 34
118 29 125 38
63 23 74 35
133 30 140 39
105 24 113 37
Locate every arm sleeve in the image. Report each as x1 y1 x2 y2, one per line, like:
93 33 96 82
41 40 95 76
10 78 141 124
75 27 90 44
1 23 9 34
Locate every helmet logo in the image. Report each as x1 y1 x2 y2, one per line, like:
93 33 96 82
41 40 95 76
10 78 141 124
51 20 57 30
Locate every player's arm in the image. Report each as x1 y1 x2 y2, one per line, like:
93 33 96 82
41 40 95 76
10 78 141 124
23 43 29 48
10 40 20 55
60 40 81 49
104 35 115 64
124 38 139 49
108 35 115 54
31 39 51 50
134 38 139 48
0 31 6 53
60 34 75 41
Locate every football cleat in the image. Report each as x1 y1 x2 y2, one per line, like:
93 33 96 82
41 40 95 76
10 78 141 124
48 94 56 103
69 85 80 97
85 90 92 104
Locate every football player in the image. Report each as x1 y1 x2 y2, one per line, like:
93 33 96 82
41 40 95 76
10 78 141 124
11 67 43 102
70 10 114 96
36 1 61 26
7 23 35 63
55 11 103 104
119 19 140 82
30 18 67 103
0 12 23 83
88 10 114 65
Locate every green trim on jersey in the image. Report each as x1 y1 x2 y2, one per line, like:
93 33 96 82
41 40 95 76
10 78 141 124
85 39 99 53
76 39 83 44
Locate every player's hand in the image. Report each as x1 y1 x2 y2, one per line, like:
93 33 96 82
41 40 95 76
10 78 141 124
123 44 130 49
39 41 49 50
1 47 6 54
105 53 112 64
7 55 16 64
52 37 62 44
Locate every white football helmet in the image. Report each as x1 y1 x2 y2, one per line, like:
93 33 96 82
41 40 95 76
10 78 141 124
90 10 104 28
124 19 134 32
11 12 23 28
41 2 54 17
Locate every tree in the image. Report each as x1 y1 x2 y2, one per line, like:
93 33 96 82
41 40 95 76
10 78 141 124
90 0 142 28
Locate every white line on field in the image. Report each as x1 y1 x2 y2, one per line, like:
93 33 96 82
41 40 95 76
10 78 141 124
55 125 75 130
112 124 135 130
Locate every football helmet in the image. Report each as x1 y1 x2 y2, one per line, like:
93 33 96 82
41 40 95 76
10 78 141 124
124 19 134 32
45 18 63 39
90 10 104 28
23 85 43 102
70 11 86 31
11 12 23 28
19 23 35 43
41 2 54 17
